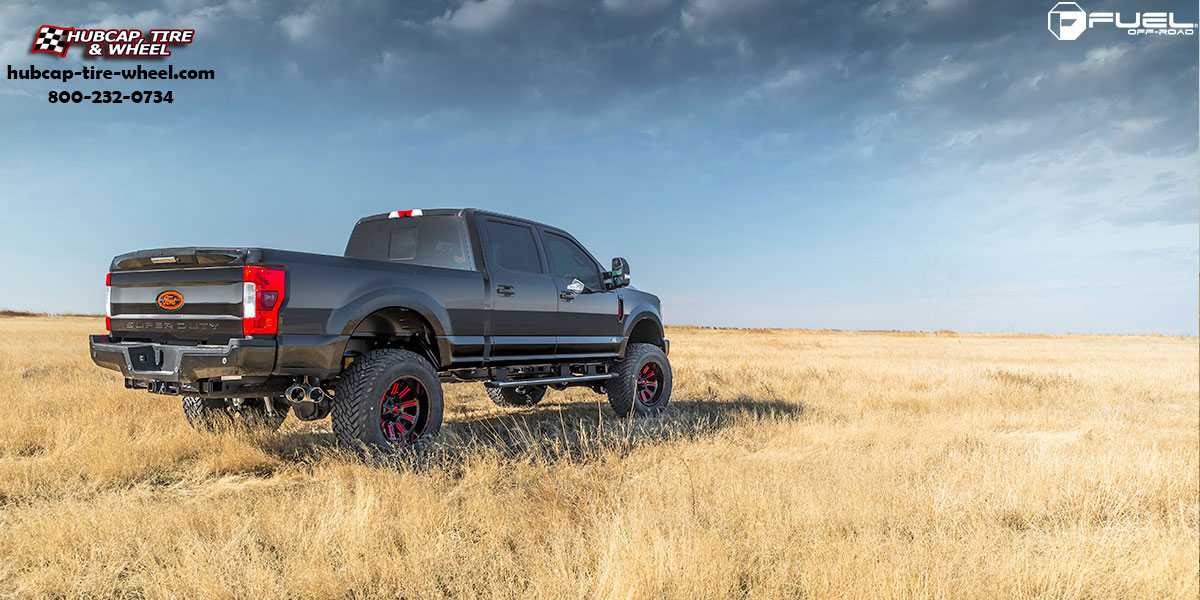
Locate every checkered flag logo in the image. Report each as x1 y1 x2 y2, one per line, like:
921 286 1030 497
31 25 73 57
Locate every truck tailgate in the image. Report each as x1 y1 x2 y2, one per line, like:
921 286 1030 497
109 248 250 344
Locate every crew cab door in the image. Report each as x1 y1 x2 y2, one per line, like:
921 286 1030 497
477 218 558 360
540 230 621 359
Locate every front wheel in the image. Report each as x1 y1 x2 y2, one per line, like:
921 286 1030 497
331 349 444 453
607 343 673 417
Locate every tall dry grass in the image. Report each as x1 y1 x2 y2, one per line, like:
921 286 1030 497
0 316 1195 599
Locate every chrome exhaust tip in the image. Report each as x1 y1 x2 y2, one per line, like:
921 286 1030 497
285 385 307 402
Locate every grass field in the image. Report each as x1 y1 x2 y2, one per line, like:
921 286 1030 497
0 316 1195 599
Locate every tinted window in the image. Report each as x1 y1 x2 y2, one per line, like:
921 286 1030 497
345 215 473 270
389 228 417 259
486 221 542 273
544 233 601 289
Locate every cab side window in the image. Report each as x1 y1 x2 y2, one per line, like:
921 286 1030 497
544 233 601 289
485 221 543 273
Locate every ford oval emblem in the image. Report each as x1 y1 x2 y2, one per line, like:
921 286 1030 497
156 290 184 311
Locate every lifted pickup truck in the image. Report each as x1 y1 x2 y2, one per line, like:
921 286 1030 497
90 209 670 452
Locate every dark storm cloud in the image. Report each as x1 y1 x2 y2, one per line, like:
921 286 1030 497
10 1 1194 123
4 0 1195 223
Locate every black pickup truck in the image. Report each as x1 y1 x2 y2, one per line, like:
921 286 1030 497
90 209 671 452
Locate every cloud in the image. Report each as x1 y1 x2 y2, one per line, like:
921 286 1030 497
602 0 676 18
279 9 318 41
944 119 1033 149
850 110 900 157
83 9 164 30
681 0 777 31
1075 45 1129 72
433 0 517 34
373 51 407 79
900 58 976 100
0 0 1194 205
0 3 37 64
966 142 1199 229
763 66 818 93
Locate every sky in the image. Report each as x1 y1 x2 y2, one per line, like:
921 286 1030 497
0 0 1196 334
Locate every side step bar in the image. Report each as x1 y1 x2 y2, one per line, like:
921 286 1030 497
485 373 616 389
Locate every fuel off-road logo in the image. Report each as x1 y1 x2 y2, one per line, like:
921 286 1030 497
31 25 193 58
1047 3 1196 40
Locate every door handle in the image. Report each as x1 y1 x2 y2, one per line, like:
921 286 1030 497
496 285 515 296
559 290 575 301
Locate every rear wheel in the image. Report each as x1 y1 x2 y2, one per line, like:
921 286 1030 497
607 343 672 417
487 385 546 407
182 396 289 432
331 349 443 453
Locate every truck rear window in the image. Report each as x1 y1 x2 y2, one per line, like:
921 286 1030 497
345 216 474 270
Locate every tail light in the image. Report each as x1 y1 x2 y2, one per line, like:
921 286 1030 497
105 272 112 331
242 266 286 335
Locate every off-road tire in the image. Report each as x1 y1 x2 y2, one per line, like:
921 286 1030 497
182 396 289 432
486 385 546 407
331 349 443 454
607 343 673 417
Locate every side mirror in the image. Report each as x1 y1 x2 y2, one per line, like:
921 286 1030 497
608 257 631 289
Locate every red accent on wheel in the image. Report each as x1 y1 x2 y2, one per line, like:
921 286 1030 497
379 377 429 443
635 361 664 406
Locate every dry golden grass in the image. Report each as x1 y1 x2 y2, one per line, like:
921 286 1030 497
0 316 1195 599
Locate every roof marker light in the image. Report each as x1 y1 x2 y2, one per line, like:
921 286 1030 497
388 209 423 218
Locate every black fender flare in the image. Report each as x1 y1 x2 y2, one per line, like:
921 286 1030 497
622 310 664 347
330 288 450 338
320 289 451 369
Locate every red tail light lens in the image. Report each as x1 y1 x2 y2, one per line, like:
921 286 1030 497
105 272 112 331
242 266 286 335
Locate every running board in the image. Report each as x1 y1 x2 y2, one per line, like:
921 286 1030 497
485 373 616 389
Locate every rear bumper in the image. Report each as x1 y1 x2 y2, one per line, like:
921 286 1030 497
88 335 276 383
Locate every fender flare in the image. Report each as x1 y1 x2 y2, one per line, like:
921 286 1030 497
623 310 664 342
328 288 451 339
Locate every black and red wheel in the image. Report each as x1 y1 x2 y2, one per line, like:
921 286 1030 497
635 362 665 406
607 342 672 417
332 349 443 453
378 376 430 444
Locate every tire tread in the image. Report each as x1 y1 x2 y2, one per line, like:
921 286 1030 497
331 349 439 452
606 343 671 417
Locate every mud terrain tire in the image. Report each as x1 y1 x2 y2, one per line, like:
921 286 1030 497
606 343 672 417
331 349 443 454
